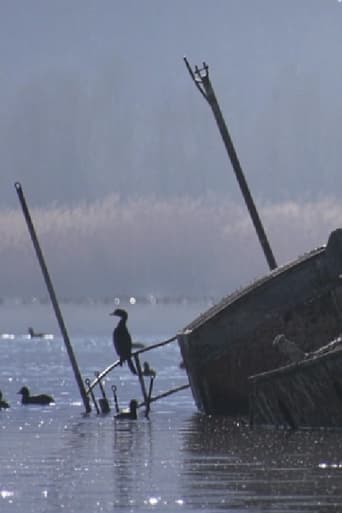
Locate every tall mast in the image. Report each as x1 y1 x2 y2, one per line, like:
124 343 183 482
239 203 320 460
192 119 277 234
184 58 277 271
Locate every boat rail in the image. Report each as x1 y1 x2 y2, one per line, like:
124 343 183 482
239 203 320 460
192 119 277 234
85 335 189 415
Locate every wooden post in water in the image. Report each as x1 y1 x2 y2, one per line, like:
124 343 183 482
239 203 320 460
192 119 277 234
15 182 91 414
184 58 277 271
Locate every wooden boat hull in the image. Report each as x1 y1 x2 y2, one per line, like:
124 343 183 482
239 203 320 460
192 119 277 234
177 229 342 416
249 337 342 429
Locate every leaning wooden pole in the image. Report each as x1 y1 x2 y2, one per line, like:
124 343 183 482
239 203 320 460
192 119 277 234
15 182 91 414
184 58 277 271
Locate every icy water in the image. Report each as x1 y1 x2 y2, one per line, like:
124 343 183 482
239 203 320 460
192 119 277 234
1 302 342 512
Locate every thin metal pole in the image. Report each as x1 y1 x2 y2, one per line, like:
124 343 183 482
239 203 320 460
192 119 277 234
85 378 100 414
14 182 91 413
145 377 154 418
86 335 179 391
184 58 277 271
139 383 190 407
133 353 149 406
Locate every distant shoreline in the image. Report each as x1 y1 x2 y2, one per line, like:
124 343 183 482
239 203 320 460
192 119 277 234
0 295 217 307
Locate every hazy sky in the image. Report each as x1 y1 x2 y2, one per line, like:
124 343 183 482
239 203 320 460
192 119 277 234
1 1 342 299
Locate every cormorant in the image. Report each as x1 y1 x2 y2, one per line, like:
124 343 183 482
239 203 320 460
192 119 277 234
115 399 138 420
18 386 54 405
110 308 137 375
0 391 9 409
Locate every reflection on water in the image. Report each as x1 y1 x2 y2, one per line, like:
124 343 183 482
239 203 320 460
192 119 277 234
1 303 342 512
3 396 342 513
181 414 342 512
6 411 342 513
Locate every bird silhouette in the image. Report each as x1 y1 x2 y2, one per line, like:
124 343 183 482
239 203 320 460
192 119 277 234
142 361 156 378
0 390 9 409
115 399 138 420
110 309 137 375
18 386 54 405
28 327 45 338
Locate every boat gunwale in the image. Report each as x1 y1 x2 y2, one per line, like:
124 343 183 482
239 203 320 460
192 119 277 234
249 336 342 384
180 244 326 334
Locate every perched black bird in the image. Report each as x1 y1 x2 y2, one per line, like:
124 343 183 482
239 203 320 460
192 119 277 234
0 390 9 409
142 361 156 378
110 308 137 375
18 386 54 405
115 399 138 420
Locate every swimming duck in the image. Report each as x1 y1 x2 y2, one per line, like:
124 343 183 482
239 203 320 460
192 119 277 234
115 399 138 420
110 309 137 375
28 327 45 339
18 386 54 405
0 390 9 409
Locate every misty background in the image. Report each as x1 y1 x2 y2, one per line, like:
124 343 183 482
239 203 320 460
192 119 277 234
1 1 342 301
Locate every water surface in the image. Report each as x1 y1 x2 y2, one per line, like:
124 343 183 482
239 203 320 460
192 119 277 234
1 302 342 512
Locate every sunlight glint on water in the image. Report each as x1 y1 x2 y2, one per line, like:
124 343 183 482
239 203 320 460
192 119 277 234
1 303 342 512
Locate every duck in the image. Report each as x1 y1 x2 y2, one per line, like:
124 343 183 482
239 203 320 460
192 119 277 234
109 309 137 375
115 399 138 420
18 386 54 405
0 390 9 409
28 327 45 339
142 361 156 378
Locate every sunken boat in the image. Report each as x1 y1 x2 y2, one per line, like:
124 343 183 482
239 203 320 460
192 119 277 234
179 60 342 419
177 228 342 416
249 334 342 429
